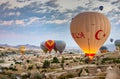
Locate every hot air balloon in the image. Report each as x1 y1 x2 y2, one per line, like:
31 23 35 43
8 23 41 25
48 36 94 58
70 12 111 60
110 38 113 43
99 6 104 11
40 41 48 53
114 40 120 51
99 46 108 53
45 40 55 52
114 40 120 47
20 46 26 55
54 40 66 54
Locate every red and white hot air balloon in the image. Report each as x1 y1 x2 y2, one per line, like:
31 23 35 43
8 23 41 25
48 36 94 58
70 12 111 60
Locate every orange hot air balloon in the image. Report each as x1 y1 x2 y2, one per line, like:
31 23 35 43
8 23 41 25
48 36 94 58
70 12 111 60
20 46 26 55
45 40 55 52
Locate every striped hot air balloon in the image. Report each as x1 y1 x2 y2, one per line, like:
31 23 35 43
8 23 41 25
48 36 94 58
70 12 111 60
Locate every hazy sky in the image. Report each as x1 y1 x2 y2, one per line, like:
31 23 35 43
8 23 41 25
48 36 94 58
0 0 120 48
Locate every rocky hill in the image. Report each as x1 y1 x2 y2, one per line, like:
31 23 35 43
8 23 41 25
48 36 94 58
0 44 40 49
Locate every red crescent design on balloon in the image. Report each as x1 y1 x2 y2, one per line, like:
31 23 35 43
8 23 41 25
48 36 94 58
95 30 105 40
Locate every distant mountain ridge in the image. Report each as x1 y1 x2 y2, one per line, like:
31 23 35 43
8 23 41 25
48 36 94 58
0 44 116 51
0 44 40 49
0 44 11 47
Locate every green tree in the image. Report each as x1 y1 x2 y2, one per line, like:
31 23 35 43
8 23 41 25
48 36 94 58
28 65 33 70
26 60 30 63
52 57 59 63
42 60 50 68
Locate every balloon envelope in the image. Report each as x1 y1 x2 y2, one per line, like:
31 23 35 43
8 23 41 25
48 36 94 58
20 46 25 55
54 40 66 54
110 38 113 42
99 6 104 11
115 40 120 47
45 40 55 52
70 12 111 60
40 41 48 53
99 46 108 53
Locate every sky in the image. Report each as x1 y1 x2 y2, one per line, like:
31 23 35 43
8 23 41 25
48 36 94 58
0 0 120 48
